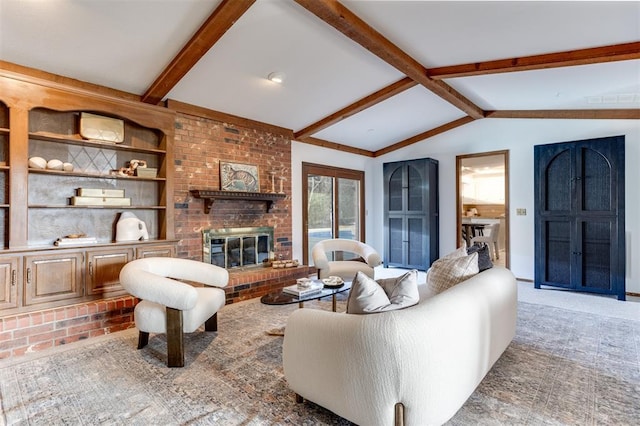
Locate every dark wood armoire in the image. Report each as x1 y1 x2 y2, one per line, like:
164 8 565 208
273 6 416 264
383 158 439 271
534 135 625 300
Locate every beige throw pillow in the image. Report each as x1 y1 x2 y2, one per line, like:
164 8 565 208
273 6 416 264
347 270 419 314
442 242 468 260
427 252 479 295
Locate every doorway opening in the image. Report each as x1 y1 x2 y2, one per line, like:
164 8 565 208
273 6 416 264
456 151 509 268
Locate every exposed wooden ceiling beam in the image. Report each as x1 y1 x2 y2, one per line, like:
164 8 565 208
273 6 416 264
294 77 417 139
297 136 375 157
374 116 475 157
486 109 640 120
293 0 485 120
141 0 256 105
428 42 640 80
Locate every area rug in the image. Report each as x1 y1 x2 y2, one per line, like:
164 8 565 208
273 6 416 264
1 297 639 425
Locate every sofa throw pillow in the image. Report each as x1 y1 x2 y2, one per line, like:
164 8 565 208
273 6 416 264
346 270 420 314
441 242 468 260
375 269 420 309
467 243 493 272
425 243 468 284
426 252 479 295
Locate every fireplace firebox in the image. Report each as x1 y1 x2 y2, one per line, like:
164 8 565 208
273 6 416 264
203 227 274 269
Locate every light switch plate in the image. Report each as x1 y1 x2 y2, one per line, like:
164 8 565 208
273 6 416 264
516 208 527 216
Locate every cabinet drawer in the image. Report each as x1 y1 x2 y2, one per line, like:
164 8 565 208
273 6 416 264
136 244 176 259
24 252 83 306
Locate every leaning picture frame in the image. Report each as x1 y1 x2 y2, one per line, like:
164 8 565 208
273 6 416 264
220 162 260 192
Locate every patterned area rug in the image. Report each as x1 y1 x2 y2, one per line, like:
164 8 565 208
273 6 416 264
1 297 639 425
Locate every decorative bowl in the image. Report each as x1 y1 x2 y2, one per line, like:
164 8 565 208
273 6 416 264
322 276 344 288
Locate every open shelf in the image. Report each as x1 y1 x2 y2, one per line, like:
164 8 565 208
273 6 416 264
190 189 286 214
29 205 167 209
29 132 166 155
28 168 165 181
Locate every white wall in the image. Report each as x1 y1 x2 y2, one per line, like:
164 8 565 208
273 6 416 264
292 118 640 294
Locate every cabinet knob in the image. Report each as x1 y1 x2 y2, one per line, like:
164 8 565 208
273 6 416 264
26 268 31 284
89 261 93 277
11 270 16 286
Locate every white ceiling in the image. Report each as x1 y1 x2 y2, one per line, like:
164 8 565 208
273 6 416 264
1 0 638 153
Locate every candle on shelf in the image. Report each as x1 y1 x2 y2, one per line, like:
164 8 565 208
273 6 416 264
278 176 287 194
269 171 276 193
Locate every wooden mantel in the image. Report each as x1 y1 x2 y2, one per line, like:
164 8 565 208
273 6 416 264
190 189 286 214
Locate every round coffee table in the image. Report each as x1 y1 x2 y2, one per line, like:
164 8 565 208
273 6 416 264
261 281 351 312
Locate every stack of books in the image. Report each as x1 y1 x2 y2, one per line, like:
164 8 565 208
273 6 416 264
282 281 324 298
54 236 98 247
70 188 131 206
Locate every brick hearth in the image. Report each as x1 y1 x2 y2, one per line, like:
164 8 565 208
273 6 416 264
226 265 310 303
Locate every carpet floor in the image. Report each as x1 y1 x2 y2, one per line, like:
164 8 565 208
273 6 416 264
1 289 639 425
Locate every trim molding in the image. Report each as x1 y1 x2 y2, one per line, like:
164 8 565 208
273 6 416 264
166 99 294 138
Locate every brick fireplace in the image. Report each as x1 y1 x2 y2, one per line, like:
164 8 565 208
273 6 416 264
173 111 308 303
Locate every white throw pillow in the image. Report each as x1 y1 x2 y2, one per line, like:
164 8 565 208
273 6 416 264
375 269 420 308
442 242 468 260
347 270 419 314
427 252 479 295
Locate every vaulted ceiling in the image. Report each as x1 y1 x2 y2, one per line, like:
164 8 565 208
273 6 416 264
1 0 638 157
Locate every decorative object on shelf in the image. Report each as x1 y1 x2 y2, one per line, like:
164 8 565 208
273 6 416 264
135 167 157 178
278 176 286 194
29 156 74 172
54 235 98 247
71 187 130 206
79 112 124 143
71 196 131 206
28 156 47 169
77 188 125 198
220 162 259 192
46 159 64 170
115 212 149 242
272 259 299 269
269 171 276 193
117 159 149 177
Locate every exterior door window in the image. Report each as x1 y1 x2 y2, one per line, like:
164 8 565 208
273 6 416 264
302 163 364 266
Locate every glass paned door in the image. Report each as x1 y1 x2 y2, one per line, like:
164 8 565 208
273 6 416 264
303 163 365 266
307 175 334 260
338 178 360 240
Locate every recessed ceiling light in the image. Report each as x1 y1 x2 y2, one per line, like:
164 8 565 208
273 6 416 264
267 72 285 84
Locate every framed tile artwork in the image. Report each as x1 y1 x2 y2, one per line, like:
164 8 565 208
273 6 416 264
220 162 260 192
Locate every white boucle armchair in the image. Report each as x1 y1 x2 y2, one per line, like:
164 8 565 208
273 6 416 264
311 238 382 280
119 257 229 367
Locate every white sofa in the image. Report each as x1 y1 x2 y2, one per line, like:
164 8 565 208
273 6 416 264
282 266 517 426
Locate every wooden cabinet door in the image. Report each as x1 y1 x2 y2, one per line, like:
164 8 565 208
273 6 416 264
87 248 133 296
383 158 438 270
24 252 83 306
0 256 19 310
535 135 625 300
